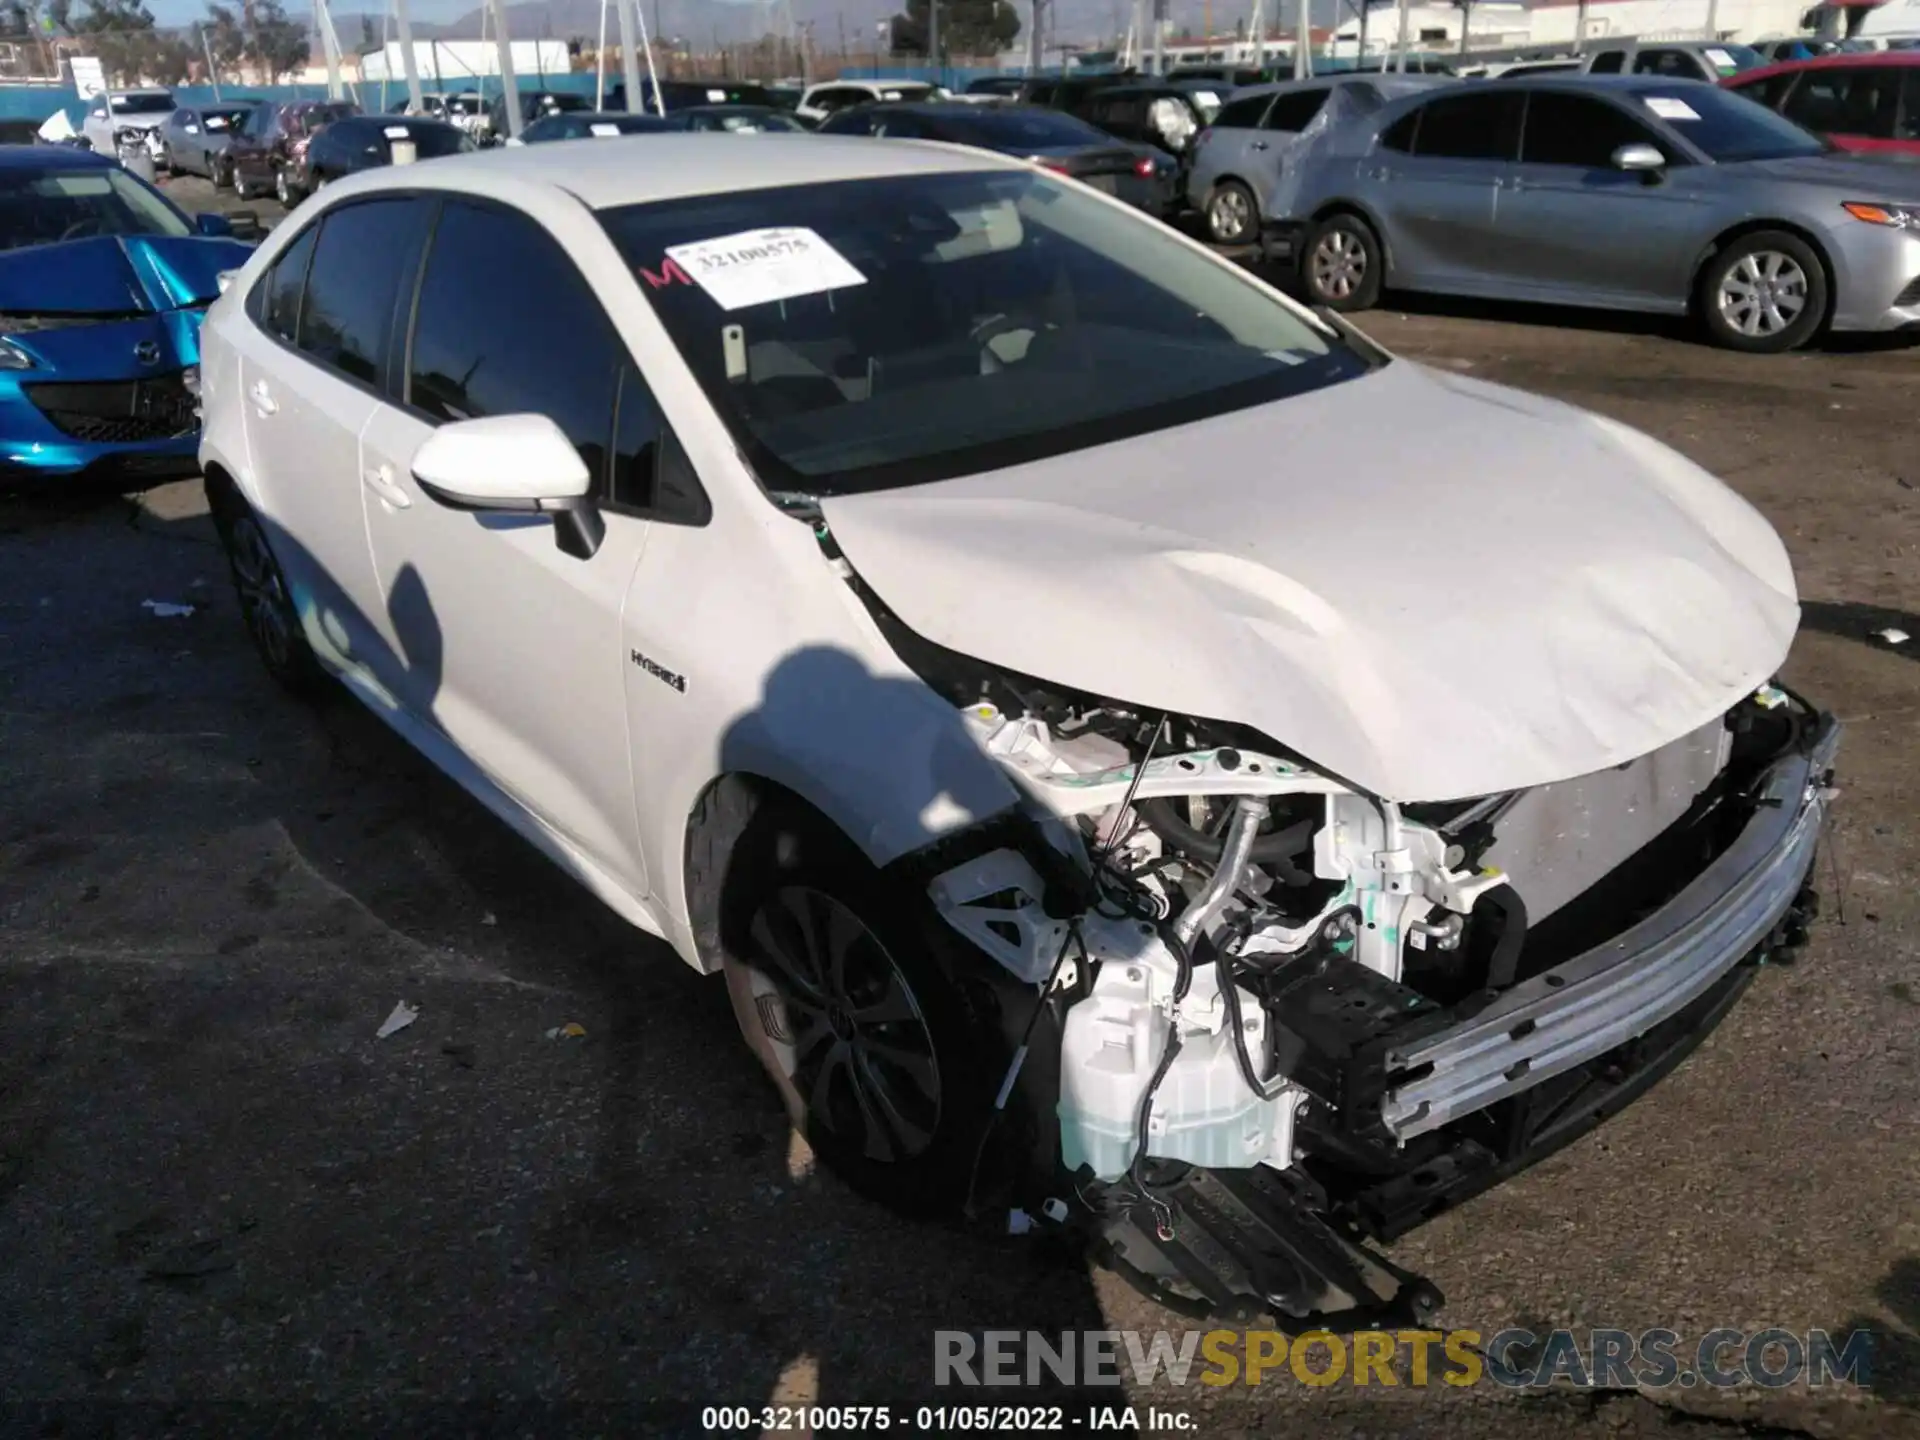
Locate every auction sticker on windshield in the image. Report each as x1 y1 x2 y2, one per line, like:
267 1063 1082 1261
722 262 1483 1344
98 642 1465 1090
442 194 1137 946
1645 96 1701 121
664 227 868 311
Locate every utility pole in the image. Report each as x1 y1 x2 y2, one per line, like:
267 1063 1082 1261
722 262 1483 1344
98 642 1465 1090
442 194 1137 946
1028 0 1044 72
485 0 521 136
1573 0 1586 52
1150 0 1164 74
198 23 222 99
1355 0 1367 64
616 0 644 110
595 0 608 105
1703 0 1718 39
314 0 345 98
1294 0 1308 77
635 0 664 112
928 0 939 86
393 0 424 114
1393 0 1408 69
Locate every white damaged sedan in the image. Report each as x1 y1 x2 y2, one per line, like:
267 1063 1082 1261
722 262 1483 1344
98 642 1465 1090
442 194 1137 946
196 134 1838 1324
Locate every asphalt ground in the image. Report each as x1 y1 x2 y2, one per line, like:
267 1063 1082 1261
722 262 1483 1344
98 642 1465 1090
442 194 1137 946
0 171 1916 1439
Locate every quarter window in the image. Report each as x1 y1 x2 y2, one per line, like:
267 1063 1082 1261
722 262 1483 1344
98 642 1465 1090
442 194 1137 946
295 199 431 387
405 201 627 498
256 224 316 344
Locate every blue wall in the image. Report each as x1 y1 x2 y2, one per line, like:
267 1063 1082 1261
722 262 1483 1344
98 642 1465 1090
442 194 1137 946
0 71 613 125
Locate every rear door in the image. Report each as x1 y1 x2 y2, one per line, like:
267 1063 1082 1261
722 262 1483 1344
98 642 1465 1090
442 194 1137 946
1369 89 1522 289
1497 88 1706 306
1248 86 1331 210
232 197 434 681
356 198 654 890
1189 88 1275 199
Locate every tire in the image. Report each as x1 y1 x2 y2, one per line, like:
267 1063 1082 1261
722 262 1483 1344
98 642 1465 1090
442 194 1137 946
275 165 300 207
1696 229 1827 354
214 157 231 190
1300 210 1384 312
208 481 326 698
1205 179 1259 246
716 797 1026 1219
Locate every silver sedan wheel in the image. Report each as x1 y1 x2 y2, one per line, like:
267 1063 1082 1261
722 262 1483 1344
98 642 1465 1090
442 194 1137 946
1209 186 1253 243
229 514 296 672
747 885 942 1164
1717 250 1809 338
1311 227 1368 301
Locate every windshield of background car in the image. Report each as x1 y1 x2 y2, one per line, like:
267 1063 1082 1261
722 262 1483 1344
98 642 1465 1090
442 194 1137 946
110 93 175 115
600 169 1367 496
385 121 473 156
932 107 1111 148
543 93 593 113
1637 84 1827 159
202 107 252 130
291 103 358 135
0 168 190 250
1702 42 1767 73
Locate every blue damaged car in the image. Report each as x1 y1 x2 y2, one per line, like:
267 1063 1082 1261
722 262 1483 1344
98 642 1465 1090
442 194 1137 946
0 145 253 487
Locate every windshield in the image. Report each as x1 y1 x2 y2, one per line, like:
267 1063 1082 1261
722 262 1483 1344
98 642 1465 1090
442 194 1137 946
600 170 1365 496
202 107 252 131
1636 84 1826 160
0 167 189 251
1700 42 1767 73
930 107 1110 149
707 109 805 131
377 121 472 156
110 93 175 115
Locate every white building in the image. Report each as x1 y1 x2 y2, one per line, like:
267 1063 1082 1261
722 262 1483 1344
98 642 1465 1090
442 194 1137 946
359 39 575 86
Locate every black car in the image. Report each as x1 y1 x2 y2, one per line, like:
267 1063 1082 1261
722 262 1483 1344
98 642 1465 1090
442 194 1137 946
1016 70 1136 110
817 101 1174 213
0 118 44 144
516 111 671 144
1071 79 1230 155
606 79 778 114
965 75 1027 96
484 89 592 141
661 105 809 132
304 115 473 184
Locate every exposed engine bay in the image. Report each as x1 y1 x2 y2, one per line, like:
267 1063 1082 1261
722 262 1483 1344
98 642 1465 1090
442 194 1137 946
904 656 1835 1325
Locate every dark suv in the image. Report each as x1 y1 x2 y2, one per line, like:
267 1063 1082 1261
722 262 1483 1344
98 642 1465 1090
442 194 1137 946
483 89 592 142
229 100 360 206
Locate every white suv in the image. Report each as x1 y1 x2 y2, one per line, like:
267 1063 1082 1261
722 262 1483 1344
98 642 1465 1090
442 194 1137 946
198 134 1835 1324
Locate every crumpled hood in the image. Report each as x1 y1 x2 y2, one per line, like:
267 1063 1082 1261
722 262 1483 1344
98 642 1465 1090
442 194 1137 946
822 361 1800 802
0 234 253 317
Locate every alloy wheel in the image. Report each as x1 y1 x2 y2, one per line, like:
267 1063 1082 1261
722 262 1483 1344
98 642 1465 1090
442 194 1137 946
1311 227 1368 301
275 168 290 205
229 514 296 673
747 885 942 1164
1210 187 1253 244
1716 250 1809 339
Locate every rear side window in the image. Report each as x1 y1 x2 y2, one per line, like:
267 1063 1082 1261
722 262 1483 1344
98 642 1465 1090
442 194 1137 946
1378 108 1420 152
1409 91 1524 159
295 199 431 387
406 201 625 497
1521 90 1671 166
1264 88 1330 131
1212 92 1275 128
256 225 317 344
1588 50 1626 74
1733 71 1803 110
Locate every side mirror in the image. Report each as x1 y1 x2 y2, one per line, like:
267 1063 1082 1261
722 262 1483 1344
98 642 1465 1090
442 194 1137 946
1612 142 1666 176
195 211 234 237
410 414 606 559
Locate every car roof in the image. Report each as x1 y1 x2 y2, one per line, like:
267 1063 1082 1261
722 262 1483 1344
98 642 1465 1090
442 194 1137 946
341 131 1019 209
0 145 118 171
1733 50 1920 80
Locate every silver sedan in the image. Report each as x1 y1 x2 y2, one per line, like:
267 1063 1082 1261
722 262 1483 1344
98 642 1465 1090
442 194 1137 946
1272 76 1920 351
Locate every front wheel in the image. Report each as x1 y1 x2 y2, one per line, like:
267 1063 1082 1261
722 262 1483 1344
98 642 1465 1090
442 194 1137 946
717 798 1025 1219
1697 231 1827 354
1205 180 1259 246
1300 211 1384 311
274 165 301 207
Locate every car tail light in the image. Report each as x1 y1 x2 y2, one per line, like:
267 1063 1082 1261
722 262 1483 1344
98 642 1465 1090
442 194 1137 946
1028 155 1071 174
1134 156 1155 178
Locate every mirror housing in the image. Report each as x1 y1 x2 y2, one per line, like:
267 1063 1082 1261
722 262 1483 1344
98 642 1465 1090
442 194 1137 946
195 211 235 237
411 414 606 559
1612 142 1666 178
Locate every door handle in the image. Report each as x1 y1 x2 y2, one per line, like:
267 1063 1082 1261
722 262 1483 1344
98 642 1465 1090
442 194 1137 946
248 379 277 416
362 464 412 510
1251 139 1269 150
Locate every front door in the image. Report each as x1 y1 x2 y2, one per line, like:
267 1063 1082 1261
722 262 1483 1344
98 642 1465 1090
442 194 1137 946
1497 89 1708 307
356 197 652 892
230 198 434 683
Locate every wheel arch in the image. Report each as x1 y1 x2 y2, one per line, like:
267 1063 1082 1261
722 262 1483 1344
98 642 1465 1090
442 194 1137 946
1687 218 1838 328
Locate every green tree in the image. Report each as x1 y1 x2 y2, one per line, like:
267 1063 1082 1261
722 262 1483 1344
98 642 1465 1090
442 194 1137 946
54 0 194 84
888 0 1019 58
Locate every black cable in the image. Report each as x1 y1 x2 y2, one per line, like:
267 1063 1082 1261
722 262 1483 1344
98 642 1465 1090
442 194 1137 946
1217 955 1287 1102
1136 797 1316 884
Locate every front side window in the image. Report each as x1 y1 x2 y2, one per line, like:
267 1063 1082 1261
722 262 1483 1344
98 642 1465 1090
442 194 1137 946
600 169 1367 497
1588 50 1626 74
1634 48 1704 78
1520 90 1672 166
1784 68 1903 137
296 199 430 386
1409 91 1524 160
406 201 624 494
1264 88 1329 132
0 167 191 250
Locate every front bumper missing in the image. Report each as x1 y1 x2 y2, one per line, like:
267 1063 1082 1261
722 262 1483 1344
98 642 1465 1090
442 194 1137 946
1381 713 1839 1140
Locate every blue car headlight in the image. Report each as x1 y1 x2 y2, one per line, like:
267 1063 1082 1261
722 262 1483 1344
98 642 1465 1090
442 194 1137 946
0 337 34 370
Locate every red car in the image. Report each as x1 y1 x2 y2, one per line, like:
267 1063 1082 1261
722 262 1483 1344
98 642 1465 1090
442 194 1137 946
1722 51 1920 156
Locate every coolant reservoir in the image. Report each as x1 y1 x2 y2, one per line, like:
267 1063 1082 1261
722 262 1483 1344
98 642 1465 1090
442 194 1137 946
1057 958 1300 1181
